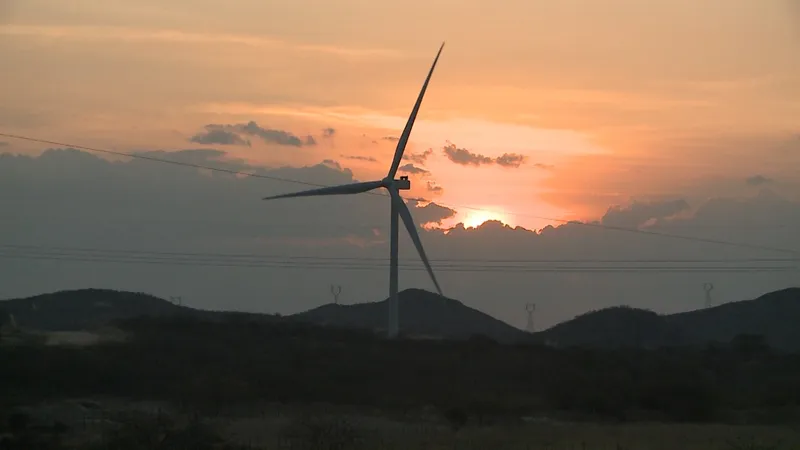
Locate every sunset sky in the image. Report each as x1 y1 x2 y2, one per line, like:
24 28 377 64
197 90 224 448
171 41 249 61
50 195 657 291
2 0 800 328
3 0 798 229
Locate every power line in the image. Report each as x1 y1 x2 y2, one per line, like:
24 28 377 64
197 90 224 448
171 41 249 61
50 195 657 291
0 246 795 273
1 214 796 230
2 253 793 273
2 132 798 256
0 244 796 264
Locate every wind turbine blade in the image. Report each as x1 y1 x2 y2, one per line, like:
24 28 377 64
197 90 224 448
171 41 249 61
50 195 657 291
263 180 383 200
387 42 445 179
390 188 443 296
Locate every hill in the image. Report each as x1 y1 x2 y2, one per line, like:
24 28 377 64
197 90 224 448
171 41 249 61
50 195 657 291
530 305 679 349
290 288 528 343
0 289 191 331
4 286 800 350
668 287 800 351
0 288 524 342
533 287 800 351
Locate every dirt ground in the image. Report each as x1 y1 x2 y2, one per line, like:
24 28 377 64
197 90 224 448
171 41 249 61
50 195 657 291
215 409 800 450
12 399 800 450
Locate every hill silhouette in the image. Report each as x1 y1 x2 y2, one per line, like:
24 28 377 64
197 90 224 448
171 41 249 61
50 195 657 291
532 305 677 349
290 288 528 343
4 287 800 350
0 288 523 342
0 289 289 332
533 287 800 351
0 289 190 331
667 287 800 350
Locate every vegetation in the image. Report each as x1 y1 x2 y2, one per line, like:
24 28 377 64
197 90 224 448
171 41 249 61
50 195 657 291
4 287 800 448
3 315 800 426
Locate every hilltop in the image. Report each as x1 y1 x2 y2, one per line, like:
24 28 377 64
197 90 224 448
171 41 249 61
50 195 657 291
0 289 190 331
290 288 528 343
533 287 800 351
0 288 281 333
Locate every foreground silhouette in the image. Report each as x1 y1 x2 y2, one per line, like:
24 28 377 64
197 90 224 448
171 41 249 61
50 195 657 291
3 301 800 448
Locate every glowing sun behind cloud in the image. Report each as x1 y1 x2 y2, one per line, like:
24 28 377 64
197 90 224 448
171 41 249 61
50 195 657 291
460 208 510 229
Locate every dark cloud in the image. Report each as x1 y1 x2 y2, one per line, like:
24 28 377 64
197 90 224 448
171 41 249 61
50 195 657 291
534 163 555 170
426 181 443 194
405 199 457 226
189 125 251 147
191 122 316 147
322 128 336 137
0 142 9 147
340 154 378 163
403 149 433 165
442 143 528 169
746 175 774 187
442 143 494 166
382 136 399 142
601 199 690 229
398 163 430 176
235 121 313 147
495 153 527 168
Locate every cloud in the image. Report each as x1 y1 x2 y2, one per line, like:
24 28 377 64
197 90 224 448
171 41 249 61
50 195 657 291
188 121 317 147
382 136 399 142
426 181 443 194
495 153 527 168
534 163 555 170
321 159 342 170
442 143 528 168
403 149 433 165
340 154 378 163
398 163 430 176
234 121 313 147
0 24 403 59
442 143 494 166
2 148 799 333
601 199 691 229
746 175 774 187
405 199 457 226
0 142 9 147
189 125 251 146
322 128 336 137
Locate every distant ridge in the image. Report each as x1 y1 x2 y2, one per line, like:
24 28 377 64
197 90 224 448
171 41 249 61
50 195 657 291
533 287 800 351
290 288 528 343
0 288 525 343
4 287 800 350
0 289 191 331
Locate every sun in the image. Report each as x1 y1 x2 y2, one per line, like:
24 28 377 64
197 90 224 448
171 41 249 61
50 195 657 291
461 209 508 229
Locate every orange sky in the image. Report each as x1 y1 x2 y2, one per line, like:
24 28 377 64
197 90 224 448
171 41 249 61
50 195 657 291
1 0 799 230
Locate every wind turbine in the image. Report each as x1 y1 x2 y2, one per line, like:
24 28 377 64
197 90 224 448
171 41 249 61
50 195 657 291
263 42 446 339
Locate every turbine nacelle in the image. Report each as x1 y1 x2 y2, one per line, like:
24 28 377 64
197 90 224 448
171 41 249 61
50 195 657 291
382 176 411 191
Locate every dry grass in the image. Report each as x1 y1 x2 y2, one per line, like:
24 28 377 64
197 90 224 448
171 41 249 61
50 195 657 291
217 412 800 450
10 399 799 449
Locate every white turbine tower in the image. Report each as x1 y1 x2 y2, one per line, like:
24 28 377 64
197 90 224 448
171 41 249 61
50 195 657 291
263 43 446 339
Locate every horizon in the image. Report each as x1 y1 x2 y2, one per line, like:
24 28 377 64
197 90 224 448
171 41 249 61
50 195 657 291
1 0 799 330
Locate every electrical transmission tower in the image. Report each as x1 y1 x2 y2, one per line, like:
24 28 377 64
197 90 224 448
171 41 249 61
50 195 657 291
703 283 714 308
525 303 536 332
330 285 342 305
